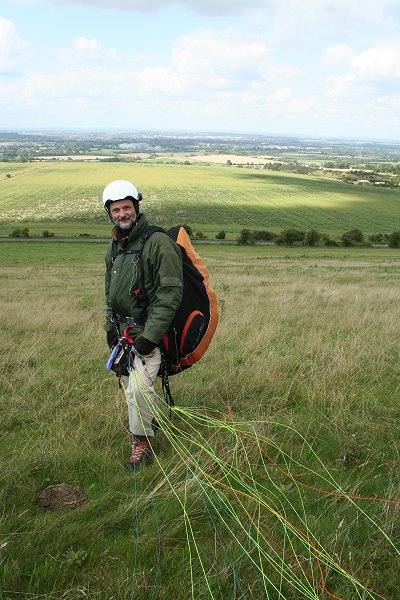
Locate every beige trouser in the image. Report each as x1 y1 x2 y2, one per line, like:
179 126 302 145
121 347 162 437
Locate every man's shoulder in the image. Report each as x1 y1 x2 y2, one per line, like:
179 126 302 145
143 227 182 259
145 228 175 248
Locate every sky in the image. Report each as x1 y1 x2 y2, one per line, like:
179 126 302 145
1 0 400 140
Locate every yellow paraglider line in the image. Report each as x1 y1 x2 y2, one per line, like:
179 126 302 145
123 368 397 600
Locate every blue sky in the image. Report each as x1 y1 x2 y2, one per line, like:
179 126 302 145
1 0 400 140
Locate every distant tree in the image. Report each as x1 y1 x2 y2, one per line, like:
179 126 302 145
226 159 232 166
368 233 385 243
42 230 55 238
182 224 193 237
9 228 22 237
388 231 400 248
237 229 254 245
343 228 364 243
6 173 11 178
341 234 355 247
21 227 30 237
323 237 338 247
264 162 283 171
195 231 207 239
305 229 321 246
277 229 305 246
216 230 226 240
252 230 275 241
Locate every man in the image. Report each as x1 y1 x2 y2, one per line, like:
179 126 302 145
103 179 183 468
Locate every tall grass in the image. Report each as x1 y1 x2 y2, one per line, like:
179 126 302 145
1 242 400 599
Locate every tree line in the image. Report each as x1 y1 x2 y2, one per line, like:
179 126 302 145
6 225 400 248
235 228 400 248
180 225 400 247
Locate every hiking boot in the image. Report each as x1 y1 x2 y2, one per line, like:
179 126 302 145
126 436 154 469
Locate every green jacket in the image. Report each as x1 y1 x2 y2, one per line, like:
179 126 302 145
105 215 183 344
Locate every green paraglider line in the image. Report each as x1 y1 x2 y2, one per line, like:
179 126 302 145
123 371 396 600
130 464 139 600
150 496 161 600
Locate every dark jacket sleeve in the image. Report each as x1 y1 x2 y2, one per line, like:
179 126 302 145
141 233 183 344
104 244 114 332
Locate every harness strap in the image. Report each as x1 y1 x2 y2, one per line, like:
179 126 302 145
114 315 144 327
111 244 141 263
159 347 174 418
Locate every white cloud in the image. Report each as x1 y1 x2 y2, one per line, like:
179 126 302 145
0 82 17 107
130 28 306 112
351 40 400 81
164 29 272 91
322 39 400 100
20 67 130 104
0 17 30 73
322 73 357 98
59 36 118 64
137 66 186 96
170 29 271 78
377 94 400 108
265 87 292 103
253 0 400 56
0 27 311 126
320 45 356 70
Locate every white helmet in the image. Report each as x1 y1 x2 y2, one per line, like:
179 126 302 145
102 180 142 208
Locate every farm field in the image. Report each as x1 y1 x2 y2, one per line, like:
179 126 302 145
1 242 400 599
0 161 399 239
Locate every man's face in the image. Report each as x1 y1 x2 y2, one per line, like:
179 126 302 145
109 199 136 229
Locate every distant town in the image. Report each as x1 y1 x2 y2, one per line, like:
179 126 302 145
1 130 400 187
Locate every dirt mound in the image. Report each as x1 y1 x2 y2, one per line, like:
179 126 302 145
37 483 86 510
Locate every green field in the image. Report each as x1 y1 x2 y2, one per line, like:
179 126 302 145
0 161 399 239
1 242 400 599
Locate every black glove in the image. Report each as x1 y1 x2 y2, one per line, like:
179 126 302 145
134 336 157 356
112 351 129 377
107 330 118 349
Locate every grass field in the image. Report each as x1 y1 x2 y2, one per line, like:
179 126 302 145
1 242 400 599
0 161 399 239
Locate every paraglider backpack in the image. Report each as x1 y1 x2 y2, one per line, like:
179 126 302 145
137 225 218 376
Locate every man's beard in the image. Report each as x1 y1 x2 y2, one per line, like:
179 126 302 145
114 216 135 230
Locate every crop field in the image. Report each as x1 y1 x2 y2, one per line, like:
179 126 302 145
0 161 399 239
1 242 400 599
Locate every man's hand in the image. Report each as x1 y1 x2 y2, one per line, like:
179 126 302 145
107 330 118 349
134 336 157 356
112 352 129 377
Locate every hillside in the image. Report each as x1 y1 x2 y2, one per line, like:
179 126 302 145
0 162 398 239
1 242 400 598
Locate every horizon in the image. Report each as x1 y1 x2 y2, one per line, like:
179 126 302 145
1 127 400 146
